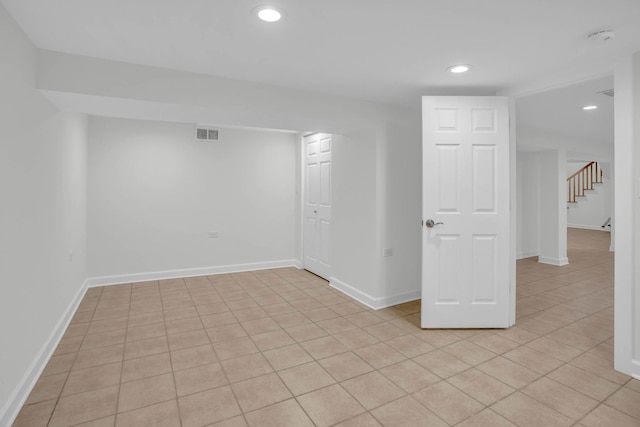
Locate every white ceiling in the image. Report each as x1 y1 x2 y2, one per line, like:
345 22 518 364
517 75 614 150
3 0 640 107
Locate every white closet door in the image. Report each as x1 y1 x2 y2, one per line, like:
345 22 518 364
303 133 331 280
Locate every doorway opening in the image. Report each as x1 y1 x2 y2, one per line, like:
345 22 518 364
515 75 614 267
513 75 615 355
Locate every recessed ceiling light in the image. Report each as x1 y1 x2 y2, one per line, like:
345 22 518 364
583 105 598 111
447 64 471 74
256 6 282 22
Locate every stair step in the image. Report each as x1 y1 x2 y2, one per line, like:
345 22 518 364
567 161 603 203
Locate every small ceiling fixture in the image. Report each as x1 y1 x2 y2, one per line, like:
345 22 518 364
255 6 283 22
583 105 598 111
598 89 614 98
587 29 615 42
447 64 471 74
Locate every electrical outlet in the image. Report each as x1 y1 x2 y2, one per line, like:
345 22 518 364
208 231 219 238
68 252 74 262
383 248 393 257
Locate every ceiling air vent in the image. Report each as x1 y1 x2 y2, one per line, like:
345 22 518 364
598 89 614 98
195 126 219 141
587 29 615 42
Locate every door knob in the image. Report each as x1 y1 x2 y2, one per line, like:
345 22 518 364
425 219 444 228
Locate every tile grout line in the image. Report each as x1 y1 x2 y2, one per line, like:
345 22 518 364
157 277 186 427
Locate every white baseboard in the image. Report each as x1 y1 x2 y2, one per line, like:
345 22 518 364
0 279 88 427
568 224 610 232
632 359 640 381
631 359 640 380
293 260 303 270
86 259 301 287
330 277 420 310
517 251 539 260
538 256 569 266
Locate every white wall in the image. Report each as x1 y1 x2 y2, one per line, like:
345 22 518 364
516 130 613 158
566 161 612 230
378 116 422 302
37 50 424 306
0 5 88 423
516 150 568 265
330 132 379 297
538 150 568 265
516 152 540 258
88 117 297 279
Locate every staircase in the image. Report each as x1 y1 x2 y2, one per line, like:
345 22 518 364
567 161 603 203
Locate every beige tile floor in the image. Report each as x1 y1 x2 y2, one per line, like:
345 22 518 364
13 228 640 426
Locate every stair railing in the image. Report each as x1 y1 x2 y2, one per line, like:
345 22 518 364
567 161 603 203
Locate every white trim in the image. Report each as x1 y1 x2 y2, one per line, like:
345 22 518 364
538 256 569 266
0 279 88 427
613 56 636 377
330 277 420 310
517 251 539 259
503 71 612 99
86 260 300 287
567 224 610 231
631 359 640 380
509 96 517 328
297 133 306 272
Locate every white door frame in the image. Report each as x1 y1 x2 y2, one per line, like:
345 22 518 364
508 97 517 327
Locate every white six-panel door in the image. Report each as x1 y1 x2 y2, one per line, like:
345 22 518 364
421 96 511 328
303 133 331 279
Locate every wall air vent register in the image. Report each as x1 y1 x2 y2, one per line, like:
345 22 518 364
195 126 219 141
